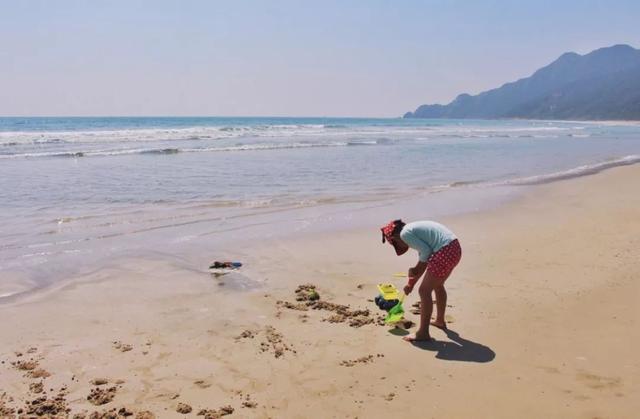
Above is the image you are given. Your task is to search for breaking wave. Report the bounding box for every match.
[0,142,353,159]
[436,155,640,190]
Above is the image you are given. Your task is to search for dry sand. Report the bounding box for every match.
[1,165,639,418]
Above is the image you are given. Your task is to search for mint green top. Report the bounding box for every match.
[400,221,457,262]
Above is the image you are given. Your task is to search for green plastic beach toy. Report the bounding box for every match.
[385,294,405,324]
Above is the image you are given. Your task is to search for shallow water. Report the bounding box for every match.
[1,117,639,299]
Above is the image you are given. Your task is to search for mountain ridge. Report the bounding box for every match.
[404,44,640,120]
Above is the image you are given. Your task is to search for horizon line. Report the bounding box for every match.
[0,115,404,119]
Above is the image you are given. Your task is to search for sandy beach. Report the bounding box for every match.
[1,164,639,418]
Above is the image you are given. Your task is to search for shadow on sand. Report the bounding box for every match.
[391,328,496,363]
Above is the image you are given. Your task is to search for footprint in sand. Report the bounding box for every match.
[194,380,212,389]
[91,378,109,386]
[577,371,622,390]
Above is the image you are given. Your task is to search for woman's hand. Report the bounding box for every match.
[404,283,414,295]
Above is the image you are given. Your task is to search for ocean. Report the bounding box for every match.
[1,117,639,299]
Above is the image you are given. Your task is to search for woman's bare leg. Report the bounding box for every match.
[432,285,447,328]
[403,272,445,342]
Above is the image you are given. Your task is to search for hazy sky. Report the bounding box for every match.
[2,0,639,117]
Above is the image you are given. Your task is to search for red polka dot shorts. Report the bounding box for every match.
[427,239,462,279]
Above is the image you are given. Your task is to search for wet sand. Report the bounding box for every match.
[1,165,639,418]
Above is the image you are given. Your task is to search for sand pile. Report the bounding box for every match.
[241,400,257,408]
[29,368,51,379]
[233,390,257,409]
[79,407,155,418]
[22,388,70,417]
[176,402,192,414]
[278,284,386,328]
[0,393,15,416]
[29,382,44,394]
[12,359,39,372]
[339,354,385,367]
[2,348,158,418]
[112,341,133,352]
[11,354,50,380]
[234,330,255,340]
[260,326,295,358]
[411,301,421,315]
[196,405,234,418]
[87,386,118,406]
[235,326,295,358]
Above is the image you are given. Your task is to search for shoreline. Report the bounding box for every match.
[2,156,640,304]
[1,164,639,417]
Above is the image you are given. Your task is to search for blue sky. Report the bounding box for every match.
[2,0,639,117]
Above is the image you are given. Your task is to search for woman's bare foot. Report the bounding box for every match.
[430,320,447,329]
[402,331,433,342]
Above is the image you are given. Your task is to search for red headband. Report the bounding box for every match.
[380,220,397,243]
